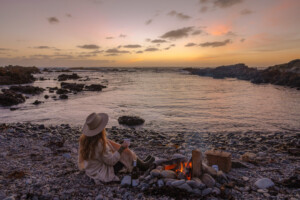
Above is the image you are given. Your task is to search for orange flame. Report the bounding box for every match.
[165,161,192,180]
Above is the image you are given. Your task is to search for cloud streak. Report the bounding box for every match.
[77,44,100,49]
[144,48,159,52]
[168,10,191,20]
[185,43,197,47]
[161,27,194,39]
[123,44,142,48]
[151,39,167,43]
[105,48,130,54]
[199,39,231,47]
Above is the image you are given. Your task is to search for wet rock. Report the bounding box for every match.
[212,187,221,195]
[61,82,84,92]
[0,90,26,106]
[254,178,274,189]
[121,175,131,187]
[201,173,215,188]
[58,73,80,81]
[85,84,106,91]
[95,194,104,200]
[192,188,202,196]
[56,89,69,95]
[160,170,176,179]
[7,85,45,95]
[118,116,145,126]
[44,95,49,99]
[32,100,43,105]
[59,94,68,99]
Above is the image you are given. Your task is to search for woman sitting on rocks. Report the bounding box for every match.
[78,112,154,183]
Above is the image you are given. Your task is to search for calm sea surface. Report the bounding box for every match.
[1,68,299,135]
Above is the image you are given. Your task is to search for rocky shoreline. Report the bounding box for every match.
[0,123,299,200]
[183,59,300,90]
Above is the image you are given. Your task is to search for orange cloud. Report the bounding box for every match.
[208,24,232,36]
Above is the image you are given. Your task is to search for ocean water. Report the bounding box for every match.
[0,68,299,135]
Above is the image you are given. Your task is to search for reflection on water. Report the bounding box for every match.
[0,69,299,134]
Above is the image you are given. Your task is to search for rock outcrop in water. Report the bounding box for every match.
[183,59,300,89]
[4,85,45,95]
[118,116,145,126]
[57,73,81,81]
[0,65,40,85]
[0,90,26,106]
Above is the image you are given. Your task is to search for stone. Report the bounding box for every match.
[212,187,221,195]
[59,94,68,99]
[121,175,131,187]
[254,178,274,189]
[241,152,256,162]
[176,183,193,192]
[61,82,85,92]
[192,188,202,196]
[186,180,199,188]
[32,100,43,105]
[118,116,145,126]
[231,160,248,168]
[58,73,80,81]
[160,170,176,179]
[157,179,164,188]
[257,189,268,193]
[8,85,44,95]
[202,188,212,196]
[242,176,249,182]
[62,153,71,159]
[201,173,215,188]
[202,163,217,176]
[0,65,39,85]
[0,90,26,106]
[85,84,106,91]
[150,169,160,177]
[56,88,69,95]
[171,180,185,187]
[95,194,104,200]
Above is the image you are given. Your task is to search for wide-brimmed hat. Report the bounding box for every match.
[82,112,109,137]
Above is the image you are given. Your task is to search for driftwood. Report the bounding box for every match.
[192,149,202,178]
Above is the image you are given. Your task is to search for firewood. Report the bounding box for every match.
[192,149,202,178]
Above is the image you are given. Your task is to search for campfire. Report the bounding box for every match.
[164,159,192,180]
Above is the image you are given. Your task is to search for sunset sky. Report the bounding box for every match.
[0,0,299,67]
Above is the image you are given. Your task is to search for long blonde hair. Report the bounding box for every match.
[79,129,107,160]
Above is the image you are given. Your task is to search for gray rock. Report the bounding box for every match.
[3,197,15,200]
[161,170,176,179]
[150,169,161,177]
[157,179,164,188]
[171,180,185,187]
[121,175,131,187]
[62,153,71,159]
[254,178,274,189]
[201,173,215,188]
[176,183,193,192]
[212,187,221,195]
[202,188,212,196]
[186,180,199,188]
[95,194,104,200]
[192,188,202,196]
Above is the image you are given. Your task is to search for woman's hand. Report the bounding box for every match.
[121,141,129,148]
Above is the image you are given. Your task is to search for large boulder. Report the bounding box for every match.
[118,116,145,126]
[0,90,26,106]
[0,65,40,85]
[58,73,80,81]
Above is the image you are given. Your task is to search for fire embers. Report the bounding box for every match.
[164,160,192,180]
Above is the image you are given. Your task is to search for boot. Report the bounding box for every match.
[137,157,155,171]
[143,155,153,162]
